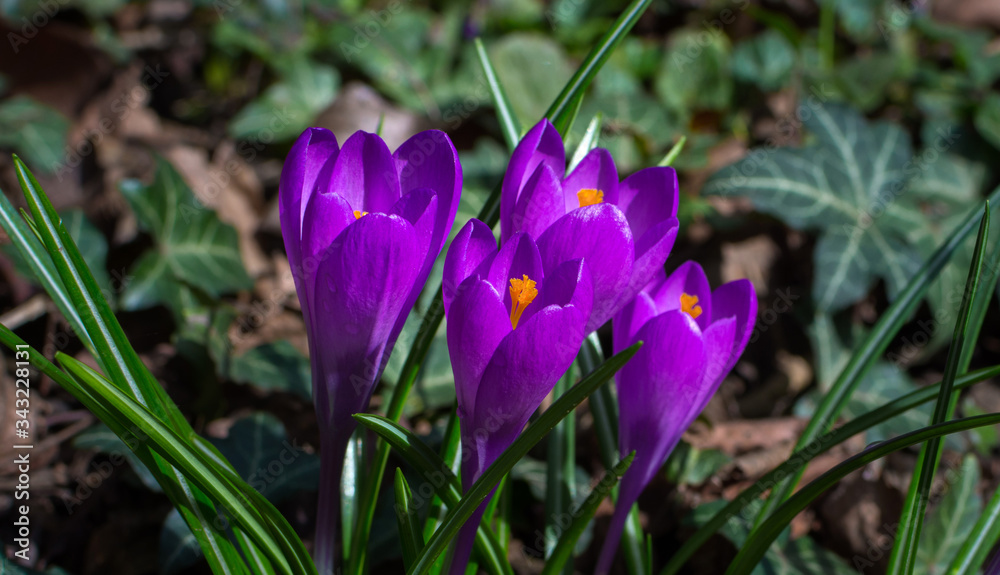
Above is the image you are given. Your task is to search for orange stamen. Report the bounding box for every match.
[508,274,539,329]
[353,210,369,219]
[680,293,702,320]
[577,188,604,207]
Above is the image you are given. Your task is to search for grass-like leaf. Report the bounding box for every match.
[352,414,511,575]
[541,452,635,575]
[886,205,991,574]
[568,113,603,172]
[475,38,521,152]
[753,190,1000,525]
[7,157,311,574]
[579,334,646,574]
[56,353,304,575]
[0,192,97,357]
[660,363,1000,575]
[395,468,425,571]
[10,157,262,572]
[725,413,1000,575]
[405,341,642,574]
[544,0,653,134]
[545,364,578,572]
[658,136,687,167]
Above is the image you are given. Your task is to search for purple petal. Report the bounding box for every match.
[279,128,339,283]
[561,148,619,212]
[299,191,354,316]
[446,278,510,424]
[470,303,587,477]
[536,203,634,333]
[539,258,593,315]
[393,130,462,260]
[321,131,400,215]
[509,163,565,240]
[612,291,657,356]
[443,219,497,313]
[617,167,679,240]
[649,260,713,331]
[500,119,566,240]
[310,213,423,428]
[616,310,705,491]
[389,188,438,272]
[687,316,736,423]
[387,188,440,347]
[711,279,758,376]
[487,232,544,325]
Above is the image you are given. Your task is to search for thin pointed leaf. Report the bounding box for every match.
[579,334,646,574]
[754,191,1000,524]
[475,38,521,153]
[395,468,424,570]
[725,413,1000,575]
[11,157,275,572]
[545,365,578,571]
[403,342,642,574]
[541,453,635,575]
[660,363,1000,575]
[544,0,654,135]
[56,352,310,575]
[568,114,603,172]
[658,136,687,167]
[887,206,990,574]
[0,188,98,359]
[352,414,511,575]
[424,405,461,543]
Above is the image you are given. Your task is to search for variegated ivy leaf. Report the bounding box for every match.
[119,159,252,315]
[704,103,928,311]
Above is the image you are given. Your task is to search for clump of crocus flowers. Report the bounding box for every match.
[279,119,756,574]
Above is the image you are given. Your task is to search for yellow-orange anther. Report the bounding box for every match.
[680,293,703,320]
[353,210,369,219]
[508,274,539,329]
[577,188,605,207]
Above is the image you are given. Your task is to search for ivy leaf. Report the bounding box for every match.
[655,29,732,117]
[0,96,69,174]
[975,93,1000,152]
[731,30,796,92]
[703,103,926,311]
[209,412,319,502]
[664,441,731,486]
[915,454,982,575]
[828,0,883,42]
[227,340,312,400]
[118,159,252,315]
[229,56,339,142]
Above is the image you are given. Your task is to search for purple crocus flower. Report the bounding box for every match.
[595,261,757,574]
[279,127,461,571]
[443,219,593,574]
[500,119,681,333]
